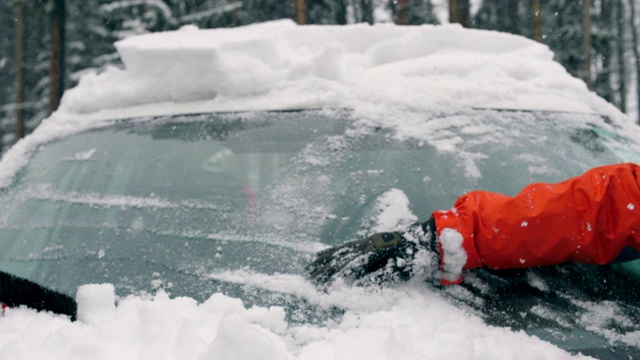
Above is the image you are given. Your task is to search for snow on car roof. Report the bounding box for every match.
[59,19,619,118]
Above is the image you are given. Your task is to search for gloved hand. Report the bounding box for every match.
[307,218,437,286]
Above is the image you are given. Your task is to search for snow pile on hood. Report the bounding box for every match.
[0,282,587,360]
[58,19,618,118]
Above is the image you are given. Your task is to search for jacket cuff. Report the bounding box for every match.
[432,209,483,284]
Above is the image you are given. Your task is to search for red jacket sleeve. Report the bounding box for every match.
[432,163,640,284]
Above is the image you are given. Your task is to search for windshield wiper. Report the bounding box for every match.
[0,269,77,320]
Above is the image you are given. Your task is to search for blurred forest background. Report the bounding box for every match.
[0,0,637,156]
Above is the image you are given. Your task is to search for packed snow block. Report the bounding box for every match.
[76,283,116,325]
[205,314,287,360]
[58,20,617,117]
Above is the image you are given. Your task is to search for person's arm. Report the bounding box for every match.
[434,163,640,284]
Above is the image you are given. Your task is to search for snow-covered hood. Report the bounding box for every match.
[58,19,620,120]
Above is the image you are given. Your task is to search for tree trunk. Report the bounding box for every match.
[361,0,374,24]
[449,0,458,24]
[616,0,627,112]
[397,0,409,25]
[598,0,613,103]
[582,0,592,89]
[509,0,519,34]
[49,0,65,115]
[230,0,238,27]
[533,0,542,42]
[15,1,25,140]
[336,0,348,25]
[459,0,470,27]
[629,0,640,123]
[497,0,506,32]
[294,0,306,25]
[450,0,470,27]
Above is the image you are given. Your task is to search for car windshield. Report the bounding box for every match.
[1,109,640,357]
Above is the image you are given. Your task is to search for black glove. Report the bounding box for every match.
[307,217,437,286]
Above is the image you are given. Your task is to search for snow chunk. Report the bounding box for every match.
[628,203,635,210]
[370,188,419,233]
[204,314,287,360]
[76,284,116,326]
[439,228,468,282]
[527,272,549,292]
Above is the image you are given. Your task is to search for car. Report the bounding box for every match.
[1,20,640,359]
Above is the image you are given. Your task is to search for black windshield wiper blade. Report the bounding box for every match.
[0,270,77,321]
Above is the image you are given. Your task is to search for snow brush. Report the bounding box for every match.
[307,218,437,286]
[0,269,77,320]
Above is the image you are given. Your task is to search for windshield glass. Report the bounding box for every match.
[1,109,639,357]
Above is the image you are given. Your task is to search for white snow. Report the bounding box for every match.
[370,188,418,233]
[59,19,618,117]
[0,280,588,360]
[0,20,628,359]
[438,228,469,283]
[65,148,96,161]
[23,183,218,210]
